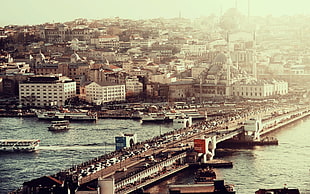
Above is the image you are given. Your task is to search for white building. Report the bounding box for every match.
[19,75,76,107]
[232,79,288,99]
[84,82,126,105]
[150,73,177,84]
[95,35,120,49]
[180,44,208,56]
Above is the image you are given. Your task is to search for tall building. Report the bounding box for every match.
[19,75,76,107]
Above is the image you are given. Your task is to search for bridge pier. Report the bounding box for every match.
[243,117,262,141]
[194,136,217,162]
[98,177,115,194]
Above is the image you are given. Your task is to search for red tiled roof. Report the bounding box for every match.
[109,64,121,69]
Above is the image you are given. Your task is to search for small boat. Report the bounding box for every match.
[194,167,217,184]
[0,139,40,152]
[48,120,71,131]
[255,185,300,194]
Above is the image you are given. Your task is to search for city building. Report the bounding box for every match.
[231,79,288,99]
[125,76,143,97]
[83,81,126,105]
[19,74,76,107]
[91,35,119,49]
[168,80,194,101]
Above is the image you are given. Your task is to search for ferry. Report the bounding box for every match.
[140,113,169,123]
[35,109,97,121]
[0,139,40,152]
[141,109,207,124]
[48,120,70,131]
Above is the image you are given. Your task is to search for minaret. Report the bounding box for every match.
[248,0,250,23]
[252,31,257,79]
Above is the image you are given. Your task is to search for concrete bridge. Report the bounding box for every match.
[20,105,310,194]
[76,105,310,193]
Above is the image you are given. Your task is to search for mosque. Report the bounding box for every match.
[193,52,288,100]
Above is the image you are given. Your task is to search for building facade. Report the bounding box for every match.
[84,82,126,105]
[125,76,143,96]
[231,79,288,99]
[19,75,76,107]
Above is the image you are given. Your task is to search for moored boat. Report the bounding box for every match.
[35,109,97,121]
[0,139,40,152]
[140,113,169,123]
[48,120,71,131]
[194,167,217,184]
[255,186,300,194]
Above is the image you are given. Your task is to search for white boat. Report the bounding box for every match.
[48,120,71,131]
[0,139,40,152]
[36,110,98,121]
[178,109,207,120]
[140,113,168,123]
[166,109,207,120]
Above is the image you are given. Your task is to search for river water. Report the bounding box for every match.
[0,116,309,193]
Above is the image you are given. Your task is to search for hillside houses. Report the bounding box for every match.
[1,15,300,107]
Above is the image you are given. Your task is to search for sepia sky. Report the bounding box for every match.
[0,0,309,26]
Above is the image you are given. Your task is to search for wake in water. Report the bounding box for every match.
[39,143,115,151]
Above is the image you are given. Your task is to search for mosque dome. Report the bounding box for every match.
[213,53,227,64]
[208,62,222,74]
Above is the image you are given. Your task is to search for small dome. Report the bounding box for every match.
[71,38,79,43]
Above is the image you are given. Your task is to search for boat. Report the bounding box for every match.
[168,167,235,193]
[169,179,235,194]
[255,186,300,194]
[0,139,40,152]
[140,113,169,123]
[48,120,71,131]
[35,109,97,121]
[194,167,217,184]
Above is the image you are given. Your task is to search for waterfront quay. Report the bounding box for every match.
[13,100,310,194]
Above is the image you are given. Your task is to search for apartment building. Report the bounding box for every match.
[84,82,126,105]
[19,75,76,107]
[125,76,143,96]
[91,35,120,49]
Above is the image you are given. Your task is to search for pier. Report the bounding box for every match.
[14,104,310,194]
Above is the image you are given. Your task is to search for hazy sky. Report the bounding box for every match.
[1,0,309,26]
